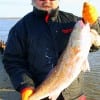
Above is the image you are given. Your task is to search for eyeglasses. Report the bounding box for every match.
[39,0,56,1]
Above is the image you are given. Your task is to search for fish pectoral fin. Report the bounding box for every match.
[49,94,59,100]
[49,91,61,100]
[81,59,90,72]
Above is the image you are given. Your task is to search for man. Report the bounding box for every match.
[3,0,100,100]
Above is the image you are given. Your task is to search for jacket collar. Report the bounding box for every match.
[33,7,59,21]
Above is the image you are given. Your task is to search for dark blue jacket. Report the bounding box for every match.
[3,7,100,93]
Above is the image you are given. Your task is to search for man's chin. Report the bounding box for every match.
[42,8,52,12]
[37,7,51,12]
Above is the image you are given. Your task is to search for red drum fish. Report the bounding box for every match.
[29,20,99,100]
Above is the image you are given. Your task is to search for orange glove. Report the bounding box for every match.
[82,2,98,24]
[21,87,35,100]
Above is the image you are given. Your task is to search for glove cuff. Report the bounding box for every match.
[21,87,34,94]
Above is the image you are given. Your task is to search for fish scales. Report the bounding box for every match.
[29,20,98,100]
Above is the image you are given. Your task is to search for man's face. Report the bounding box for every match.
[32,0,59,12]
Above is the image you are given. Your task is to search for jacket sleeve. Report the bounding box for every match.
[90,17,100,52]
[3,23,35,92]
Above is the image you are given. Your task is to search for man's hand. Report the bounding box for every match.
[90,29,100,47]
[21,87,35,100]
[82,2,98,24]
